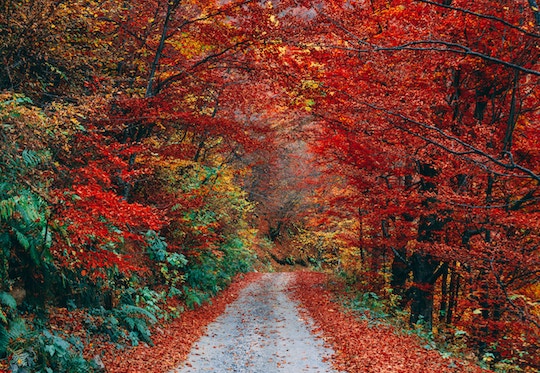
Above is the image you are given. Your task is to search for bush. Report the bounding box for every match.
[7,321,98,373]
[183,237,255,309]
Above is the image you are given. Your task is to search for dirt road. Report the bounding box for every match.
[170,272,340,373]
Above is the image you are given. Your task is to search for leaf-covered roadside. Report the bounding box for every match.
[290,272,491,373]
[69,272,260,373]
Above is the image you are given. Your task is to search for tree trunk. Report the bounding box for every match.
[410,284,435,328]
[446,263,460,324]
[390,247,409,306]
[529,0,540,28]
[439,263,449,323]
[409,253,443,329]
[146,0,181,98]
[502,71,520,152]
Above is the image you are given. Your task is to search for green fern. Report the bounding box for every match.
[0,326,8,356]
[0,197,16,221]
[7,318,29,342]
[0,292,18,355]
[118,304,157,323]
[113,305,157,346]
[0,292,17,310]
[1,318,29,356]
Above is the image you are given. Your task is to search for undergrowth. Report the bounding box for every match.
[331,272,525,373]
[0,234,256,372]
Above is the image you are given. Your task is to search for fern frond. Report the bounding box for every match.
[0,325,9,355]
[8,318,28,341]
[0,292,17,309]
[0,198,16,221]
[119,305,157,323]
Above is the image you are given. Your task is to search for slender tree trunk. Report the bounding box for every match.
[439,263,449,323]
[358,209,365,266]
[446,263,459,324]
[503,71,520,152]
[146,0,181,98]
[121,2,180,200]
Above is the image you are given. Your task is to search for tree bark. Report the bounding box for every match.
[409,253,442,328]
[390,247,409,306]
[502,71,520,152]
[439,263,449,323]
[146,0,181,98]
[446,263,460,324]
[529,0,540,28]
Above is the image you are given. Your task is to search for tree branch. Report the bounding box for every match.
[359,101,540,182]
[369,40,540,77]
[154,40,251,94]
[416,0,540,38]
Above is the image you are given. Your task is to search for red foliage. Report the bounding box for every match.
[50,127,165,276]
[288,0,540,365]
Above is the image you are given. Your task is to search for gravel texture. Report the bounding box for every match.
[170,272,340,373]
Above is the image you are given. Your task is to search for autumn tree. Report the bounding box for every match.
[286,0,540,368]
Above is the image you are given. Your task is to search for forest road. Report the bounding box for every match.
[170,272,341,373]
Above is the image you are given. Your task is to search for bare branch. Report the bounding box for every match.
[491,260,540,329]
[317,12,540,76]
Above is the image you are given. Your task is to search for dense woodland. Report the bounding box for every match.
[0,0,539,371]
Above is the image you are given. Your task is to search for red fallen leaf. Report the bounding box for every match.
[289,271,491,373]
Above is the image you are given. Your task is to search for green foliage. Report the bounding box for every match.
[6,321,98,373]
[0,292,17,315]
[0,94,55,294]
[114,305,157,346]
[183,237,255,309]
[0,190,52,265]
[89,298,158,347]
[216,238,253,276]
[145,230,187,299]
[0,291,17,355]
[341,291,394,325]
[146,161,257,309]
[145,230,168,262]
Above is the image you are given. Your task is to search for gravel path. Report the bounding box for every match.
[170,272,340,373]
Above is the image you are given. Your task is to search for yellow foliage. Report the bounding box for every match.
[167,33,215,60]
[0,93,88,154]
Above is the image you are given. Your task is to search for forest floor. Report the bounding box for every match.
[98,271,489,373]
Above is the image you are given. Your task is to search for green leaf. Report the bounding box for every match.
[14,96,33,105]
[45,344,56,356]
[8,318,28,340]
[0,198,15,221]
[14,230,30,250]
[0,326,8,355]
[0,292,17,309]
[21,149,41,168]
[454,329,468,337]
[120,305,157,323]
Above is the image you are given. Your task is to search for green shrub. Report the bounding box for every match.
[89,303,157,347]
[182,237,254,309]
[7,321,98,373]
